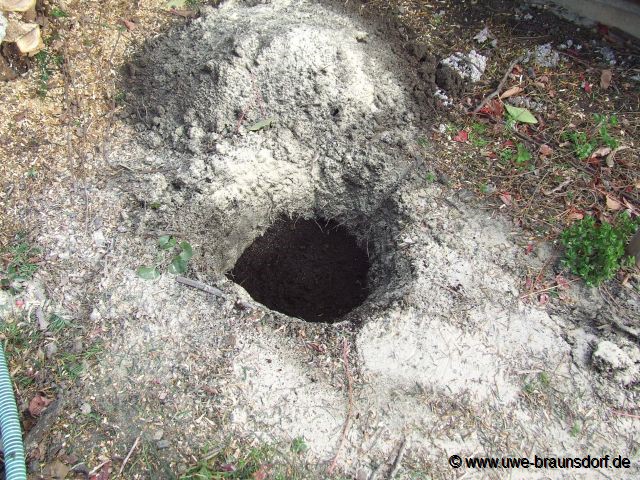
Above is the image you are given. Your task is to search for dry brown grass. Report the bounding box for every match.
[0,0,185,246]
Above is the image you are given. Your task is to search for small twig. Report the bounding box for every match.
[472,56,523,114]
[327,339,354,475]
[161,8,197,18]
[119,435,140,476]
[88,460,111,476]
[611,409,640,419]
[387,438,408,479]
[175,276,226,299]
[519,280,578,299]
[250,72,267,118]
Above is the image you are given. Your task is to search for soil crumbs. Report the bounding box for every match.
[0,1,638,479]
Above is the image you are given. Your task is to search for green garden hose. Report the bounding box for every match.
[0,343,26,479]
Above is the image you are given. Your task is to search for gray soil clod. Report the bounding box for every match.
[12,0,640,478]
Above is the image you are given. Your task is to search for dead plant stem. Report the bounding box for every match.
[327,338,354,475]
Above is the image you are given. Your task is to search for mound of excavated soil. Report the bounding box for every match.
[18,0,639,478]
[125,0,435,155]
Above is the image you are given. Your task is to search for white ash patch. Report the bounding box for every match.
[530,43,560,68]
[434,88,452,107]
[440,50,487,82]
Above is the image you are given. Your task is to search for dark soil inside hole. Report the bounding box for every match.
[227,217,370,323]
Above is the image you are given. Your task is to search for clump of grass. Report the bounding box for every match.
[34,49,63,98]
[181,439,315,480]
[1,235,41,294]
[468,122,490,147]
[561,212,638,286]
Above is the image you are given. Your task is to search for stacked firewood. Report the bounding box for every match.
[0,0,42,55]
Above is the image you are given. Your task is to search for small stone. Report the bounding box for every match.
[153,429,164,441]
[72,338,83,354]
[156,440,170,450]
[45,342,58,359]
[92,229,106,248]
[89,309,101,322]
[71,463,90,476]
[80,403,91,415]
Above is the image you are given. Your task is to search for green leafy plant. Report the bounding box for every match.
[425,172,436,183]
[565,131,596,160]
[468,122,490,147]
[564,115,620,161]
[138,236,194,279]
[499,147,514,163]
[504,105,537,124]
[595,114,619,150]
[168,241,193,274]
[49,314,75,332]
[515,143,532,166]
[290,437,308,454]
[158,235,177,250]
[137,266,161,280]
[570,421,581,438]
[1,236,41,294]
[51,7,68,18]
[561,213,638,286]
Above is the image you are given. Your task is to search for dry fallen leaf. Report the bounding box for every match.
[28,393,53,416]
[606,196,621,211]
[42,460,70,480]
[121,19,136,31]
[253,466,270,480]
[499,192,512,205]
[592,146,611,158]
[556,275,570,290]
[600,69,612,89]
[605,145,629,168]
[538,293,550,306]
[452,130,468,142]
[539,144,553,157]
[567,211,584,221]
[499,85,524,99]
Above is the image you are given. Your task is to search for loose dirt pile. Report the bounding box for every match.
[10,0,639,478]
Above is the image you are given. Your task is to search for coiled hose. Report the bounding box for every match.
[0,343,26,479]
